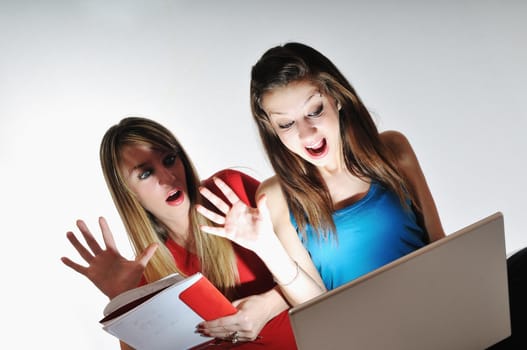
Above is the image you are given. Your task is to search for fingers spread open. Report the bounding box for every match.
[76,219,104,255]
[60,256,87,275]
[196,204,227,225]
[199,224,227,238]
[255,194,270,220]
[136,243,159,267]
[65,231,94,263]
[98,216,118,252]
[212,177,241,205]
[199,186,231,214]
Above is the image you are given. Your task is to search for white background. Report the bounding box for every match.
[1,0,526,348]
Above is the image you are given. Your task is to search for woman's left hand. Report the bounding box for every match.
[196,293,271,342]
[196,177,277,256]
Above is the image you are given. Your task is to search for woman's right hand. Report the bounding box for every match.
[61,216,158,299]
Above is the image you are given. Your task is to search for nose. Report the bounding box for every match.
[297,118,316,141]
[157,166,176,185]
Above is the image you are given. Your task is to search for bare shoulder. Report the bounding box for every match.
[380,130,412,155]
[380,130,419,171]
[256,176,289,221]
[257,175,282,198]
[381,131,445,241]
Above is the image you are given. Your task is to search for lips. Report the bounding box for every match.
[305,138,328,157]
[166,189,184,206]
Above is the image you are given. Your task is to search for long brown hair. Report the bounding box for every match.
[250,42,409,239]
[99,117,238,293]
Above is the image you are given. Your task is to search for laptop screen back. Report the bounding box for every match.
[289,212,510,350]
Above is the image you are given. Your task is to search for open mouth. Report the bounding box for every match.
[305,138,328,157]
[166,190,183,203]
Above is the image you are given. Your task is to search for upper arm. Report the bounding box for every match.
[381,130,445,242]
[120,341,134,350]
[257,178,325,289]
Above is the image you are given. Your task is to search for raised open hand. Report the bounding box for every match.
[196,177,275,255]
[61,217,158,299]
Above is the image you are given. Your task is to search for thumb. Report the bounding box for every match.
[231,297,248,309]
[136,242,159,267]
[256,193,271,220]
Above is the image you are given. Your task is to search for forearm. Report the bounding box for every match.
[257,237,326,306]
[258,286,291,323]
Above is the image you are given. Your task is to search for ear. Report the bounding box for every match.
[337,100,342,111]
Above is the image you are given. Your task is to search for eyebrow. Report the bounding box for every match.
[125,162,146,179]
[127,149,177,176]
[268,92,322,117]
[132,163,146,171]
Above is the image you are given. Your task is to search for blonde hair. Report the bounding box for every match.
[250,42,410,239]
[99,117,238,294]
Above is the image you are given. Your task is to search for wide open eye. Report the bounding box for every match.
[162,153,178,167]
[138,168,153,180]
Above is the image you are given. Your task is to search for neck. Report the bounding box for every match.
[165,216,195,252]
[320,169,371,209]
[168,229,195,252]
[317,149,348,177]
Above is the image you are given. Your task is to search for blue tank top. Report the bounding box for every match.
[291,181,428,290]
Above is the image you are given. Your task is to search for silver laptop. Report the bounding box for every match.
[289,212,510,350]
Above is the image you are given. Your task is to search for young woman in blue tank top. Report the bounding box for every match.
[199,42,525,348]
[198,42,445,305]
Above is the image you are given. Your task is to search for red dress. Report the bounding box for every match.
[168,169,298,349]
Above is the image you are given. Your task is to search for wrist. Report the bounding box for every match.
[260,287,290,321]
[274,260,299,286]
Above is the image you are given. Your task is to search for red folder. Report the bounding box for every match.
[179,276,237,320]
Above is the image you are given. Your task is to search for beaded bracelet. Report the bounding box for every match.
[274,261,300,286]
